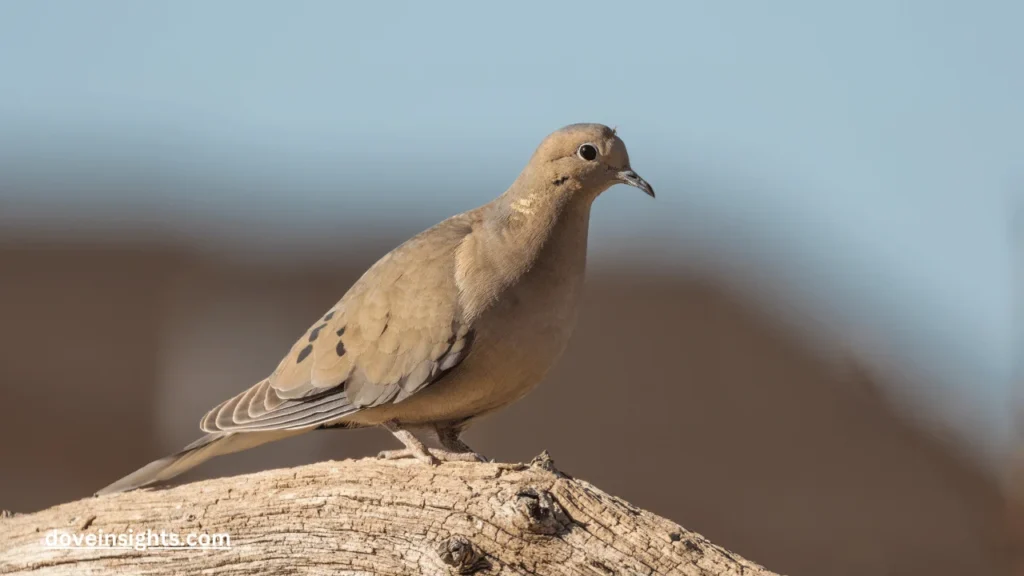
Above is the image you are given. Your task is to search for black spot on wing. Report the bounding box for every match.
[323,311,335,321]
[336,340,346,357]
[336,327,346,337]
[308,323,327,342]
[296,344,313,363]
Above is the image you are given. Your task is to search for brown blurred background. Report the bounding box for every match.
[1,3,1022,574]
[0,239,1013,576]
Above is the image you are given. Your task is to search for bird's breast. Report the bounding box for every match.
[353,203,592,426]
[393,262,584,424]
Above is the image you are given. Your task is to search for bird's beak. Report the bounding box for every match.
[616,169,655,198]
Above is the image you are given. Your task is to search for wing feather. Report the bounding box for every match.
[198,213,478,434]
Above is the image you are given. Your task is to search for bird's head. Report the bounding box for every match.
[522,123,654,202]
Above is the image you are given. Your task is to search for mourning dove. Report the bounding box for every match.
[98,123,654,495]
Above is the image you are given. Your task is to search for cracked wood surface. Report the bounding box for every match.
[0,454,779,575]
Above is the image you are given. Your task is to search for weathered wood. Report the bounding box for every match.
[0,453,779,575]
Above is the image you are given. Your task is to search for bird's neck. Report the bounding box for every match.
[455,188,593,321]
[490,181,592,273]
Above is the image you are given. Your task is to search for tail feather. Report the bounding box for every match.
[95,431,300,495]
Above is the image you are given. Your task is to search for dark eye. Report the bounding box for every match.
[577,143,598,161]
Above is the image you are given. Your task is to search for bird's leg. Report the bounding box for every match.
[435,425,490,463]
[377,421,488,463]
[378,422,439,465]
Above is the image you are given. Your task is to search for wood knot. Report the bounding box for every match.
[514,487,571,535]
[528,450,558,473]
[436,535,489,574]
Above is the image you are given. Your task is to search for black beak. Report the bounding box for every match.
[616,169,655,198]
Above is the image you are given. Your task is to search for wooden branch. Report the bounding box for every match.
[0,453,778,575]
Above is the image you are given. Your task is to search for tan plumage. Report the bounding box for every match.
[98,123,654,495]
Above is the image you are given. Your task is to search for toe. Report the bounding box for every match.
[430,450,487,463]
[378,449,410,460]
[417,452,440,466]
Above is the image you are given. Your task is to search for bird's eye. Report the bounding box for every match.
[577,143,598,161]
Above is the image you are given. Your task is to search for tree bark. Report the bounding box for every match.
[0,453,779,575]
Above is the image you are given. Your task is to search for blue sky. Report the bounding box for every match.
[0,1,1020,463]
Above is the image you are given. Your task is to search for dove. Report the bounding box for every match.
[97,123,654,495]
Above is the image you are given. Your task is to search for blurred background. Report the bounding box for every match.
[0,2,1021,575]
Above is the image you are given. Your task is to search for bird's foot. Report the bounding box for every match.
[377,448,487,464]
[378,447,437,465]
[430,449,489,463]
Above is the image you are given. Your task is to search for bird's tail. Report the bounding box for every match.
[95,431,299,495]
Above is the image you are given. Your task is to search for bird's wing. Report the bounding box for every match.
[200,215,478,433]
